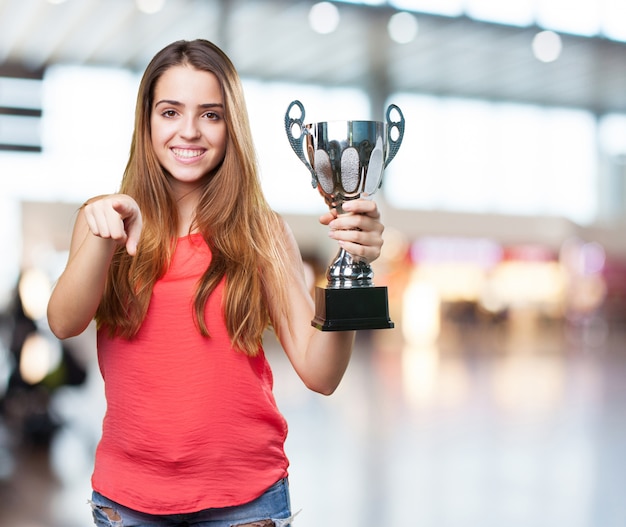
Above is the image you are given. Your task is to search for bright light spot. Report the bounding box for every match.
[402,276,440,345]
[489,261,567,306]
[309,2,341,34]
[19,268,51,320]
[417,263,487,302]
[47,0,68,4]
[532,30,563,62]
[388,12,419,44]
[19,334,60,385]
[136,0,166,14]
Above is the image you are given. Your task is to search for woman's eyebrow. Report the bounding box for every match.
[154,100,223,109]
[154,99,183,109]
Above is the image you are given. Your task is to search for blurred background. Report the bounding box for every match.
[2,0,626,525]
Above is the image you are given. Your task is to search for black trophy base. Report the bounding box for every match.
[312,286,395,331]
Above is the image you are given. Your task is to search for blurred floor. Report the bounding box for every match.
[1,317,626,527]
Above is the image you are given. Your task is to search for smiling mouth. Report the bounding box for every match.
[172,148,205,159]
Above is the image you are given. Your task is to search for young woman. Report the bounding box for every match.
[47,39,385,527]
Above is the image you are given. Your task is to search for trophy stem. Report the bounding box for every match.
[327,247,373,288]
[314,245,394,331]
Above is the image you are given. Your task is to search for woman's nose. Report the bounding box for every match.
[180,116,201,139]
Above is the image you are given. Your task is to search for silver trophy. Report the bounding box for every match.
[285,100,405,331]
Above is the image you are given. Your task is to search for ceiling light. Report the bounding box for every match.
[136,0,166,15]
[388,12,418,44]
[532,30,562,62]
[309,2,340,34]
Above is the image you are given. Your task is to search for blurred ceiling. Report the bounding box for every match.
[1,0,626,115]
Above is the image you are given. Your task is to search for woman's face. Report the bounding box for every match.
[150,64,227,194]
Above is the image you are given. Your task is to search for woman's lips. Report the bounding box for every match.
[171,147,206,159]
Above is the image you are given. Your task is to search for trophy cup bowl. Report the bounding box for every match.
[285,100,405,331]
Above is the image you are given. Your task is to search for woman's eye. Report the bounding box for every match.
[204,111,221,120]
[162,110,177,118]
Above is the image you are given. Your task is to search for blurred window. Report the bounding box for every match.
[390,0,463,17]
[341,0,626,41]
[535,0,600,36]
[465,0,535,26]
[384,93,597,224]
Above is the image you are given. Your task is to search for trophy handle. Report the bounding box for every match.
[384,104,405,168]
[285,100,318,188]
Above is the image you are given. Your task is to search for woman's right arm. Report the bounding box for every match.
[47,194,142,339]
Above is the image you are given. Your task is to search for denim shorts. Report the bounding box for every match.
[90,478,294,527]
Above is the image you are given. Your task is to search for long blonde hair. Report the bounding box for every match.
[95,39,289,355]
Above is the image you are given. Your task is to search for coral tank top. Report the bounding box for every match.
[92,233,289,514]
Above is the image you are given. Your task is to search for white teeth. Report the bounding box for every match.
[172,148,204,159]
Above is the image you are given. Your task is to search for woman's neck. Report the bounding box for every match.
[172,182,203,236]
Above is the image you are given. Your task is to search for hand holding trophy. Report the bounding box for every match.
[285,100,405,331]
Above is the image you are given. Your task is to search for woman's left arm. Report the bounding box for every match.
[272,199,384,395]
